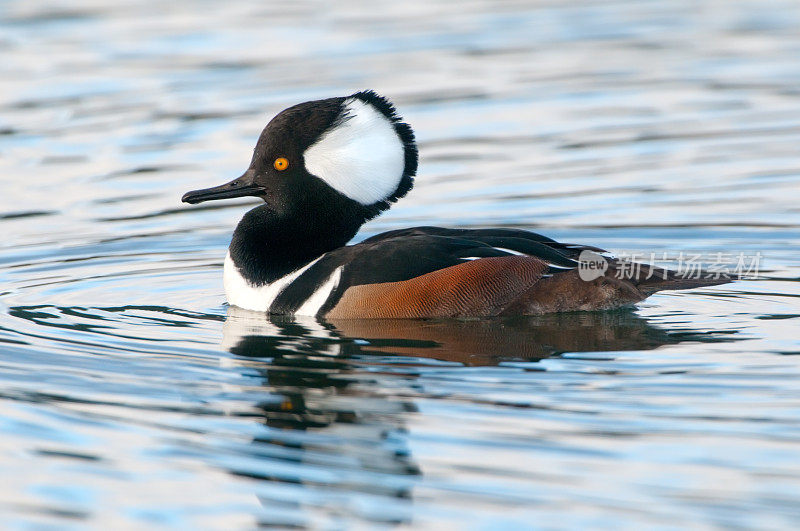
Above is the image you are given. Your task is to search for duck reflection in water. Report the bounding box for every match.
[219,307,731,526]
[224,306,715,367]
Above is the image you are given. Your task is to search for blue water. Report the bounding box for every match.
[1,0,800,528]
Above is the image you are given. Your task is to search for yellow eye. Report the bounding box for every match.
[274,157,289,171]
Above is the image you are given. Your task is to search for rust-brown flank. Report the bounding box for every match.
[321,257,689,319]
[325,256,548,318]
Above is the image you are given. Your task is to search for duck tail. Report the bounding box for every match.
[616,261,732,296]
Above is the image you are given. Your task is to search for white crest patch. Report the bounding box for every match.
[303,97,405,205]
[223,252,321,312]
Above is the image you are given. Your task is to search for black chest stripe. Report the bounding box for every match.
[269,256,343,315]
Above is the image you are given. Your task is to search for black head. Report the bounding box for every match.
[181,90,417,223]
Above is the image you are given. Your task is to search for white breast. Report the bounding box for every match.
[223,253,343,316]
[223,252,321,312]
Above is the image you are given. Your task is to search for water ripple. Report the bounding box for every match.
[1,0,800,528]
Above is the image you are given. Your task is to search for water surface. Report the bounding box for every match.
[1,0,800,528]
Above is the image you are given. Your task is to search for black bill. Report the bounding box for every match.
[181,173,265,205]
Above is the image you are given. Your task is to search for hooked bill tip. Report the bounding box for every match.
[181,191,203,204]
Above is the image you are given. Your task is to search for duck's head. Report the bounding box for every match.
[181,90,417,223]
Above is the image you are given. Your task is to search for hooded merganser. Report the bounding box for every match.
[182,91,729,318]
